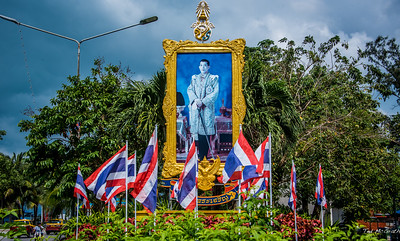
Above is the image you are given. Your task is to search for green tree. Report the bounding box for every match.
[0,152,40,220]
[0,153,15,209]
[243,41,302,153]
[362,35,400,226]
[243,36,399,221]
[18,60,131,213]
[109,70,167,156]
[362,36,400,104]
[19,60,168,214]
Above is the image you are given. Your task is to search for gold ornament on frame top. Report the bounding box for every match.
[191,0,215,42]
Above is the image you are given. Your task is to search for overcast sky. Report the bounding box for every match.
[1,0,399,156]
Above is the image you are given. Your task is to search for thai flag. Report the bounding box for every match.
[241,136,271,197]
[240,176,268,200]
[288,161,297,211]
[74,165,90,208]
[315,164,327,208]
[126,154,136,189]
[220,130,259,184]
[84,145,126,201]
[174,141,198,210]
[131,129,158,214]
[106,197,118,212]
[254,136,270,178]
[252,177,268,198]
[105,154,136,203]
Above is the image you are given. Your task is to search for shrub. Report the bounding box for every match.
[313,222,385,241]
[274,212,322,240]
[59,205,385,240]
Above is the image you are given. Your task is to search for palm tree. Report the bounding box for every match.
[110,70,167,155]
[242,44,302,157]
[0,152,41,219]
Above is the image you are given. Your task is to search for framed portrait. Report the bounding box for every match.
[162,39,246,179]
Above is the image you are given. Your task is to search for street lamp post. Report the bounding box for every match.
[0,14,158,76]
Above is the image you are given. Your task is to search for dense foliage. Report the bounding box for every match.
[58,200,385,241]
[242,36,400,221]
[17,60,166,214]
[362,36,400,104]
[0,209,35,240]
[0,152,42,221]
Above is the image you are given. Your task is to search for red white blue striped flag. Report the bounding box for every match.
[74,165,90,208]
[105,153,136,203]
[84,145,126,202]
[131,128,158,213]
[288,161,297,211]
[315,164,327,208]
[240,136,271,199]
[173,141,198,210]
[220,130,259,184]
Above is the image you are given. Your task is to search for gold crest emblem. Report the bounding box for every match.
[191,1,215,42]
[198,156,221,190]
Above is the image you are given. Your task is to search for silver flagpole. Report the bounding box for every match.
[76,164,80,240]
[195,144,199,218]
[321,205,325,241]
[294,207,298,241]
[154,125,158,229]
[268,133,273,225]
[195,142,199,239]
[238,178,242,213]
[293,160,298,241]
[76,195,79,240]
[134,150,137,231]
[330,202,333,227]
[107,202,110,235]
[195,144,199,237]
[320,164,325,240]
[238,124,242,213]
[125,140,128,233]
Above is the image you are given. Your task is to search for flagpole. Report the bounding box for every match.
[195,148,199,218]
[134,150,137,231]
[107,202,110,235]
[294,207,298,241]
[321,205,325,241]
[238,124,242,213]
[195,185,198,218]
[268,132,273,225]
[125,140,128,233]
[76,163,80,240]
[196,155,199,218]
[319,164,325,241]
[330,202,333,228]
[238,178,242,213]
[195,144,199,238]
[292,160,298,241]
[76,195,79,240]
[154,125,158,230]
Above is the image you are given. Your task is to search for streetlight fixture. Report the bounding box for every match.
[0,14,158,76]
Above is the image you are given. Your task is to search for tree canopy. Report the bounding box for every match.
[242,35,399,221]
[362,36,400,104]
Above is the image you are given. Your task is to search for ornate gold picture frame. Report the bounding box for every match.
[161,39,246,179]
